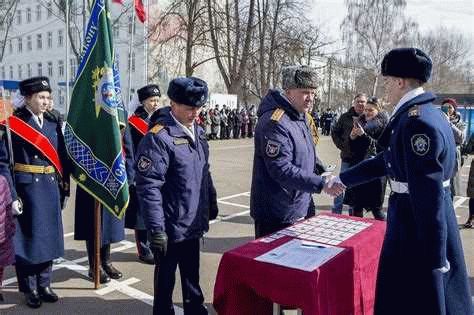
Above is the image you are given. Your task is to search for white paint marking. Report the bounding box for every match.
[217,191,250,201]
[217,200,250,209]
[454,197,468,209]
[95,277,141,295]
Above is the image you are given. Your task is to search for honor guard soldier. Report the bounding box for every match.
[334,48,472,315]
[135,77,219,315]
[250,65,339,238]
[125,84,161,265]
[0,77,70,308]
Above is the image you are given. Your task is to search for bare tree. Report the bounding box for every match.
[0,0,18,64]
[207,0,256,99]
[341,0,417,95]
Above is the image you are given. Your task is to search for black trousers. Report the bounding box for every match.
[254,221,292,239]
[85,241,111,268]
[153,238,207,315]
[15,261,53,293]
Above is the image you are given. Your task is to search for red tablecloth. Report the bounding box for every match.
[213,214,386,315]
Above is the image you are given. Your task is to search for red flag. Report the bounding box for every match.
[135,0,146,23]
[112,0,124,4]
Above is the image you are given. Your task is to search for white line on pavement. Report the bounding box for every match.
[217,200,250,209]
[217,191,250,201]
[210,209,251,225]
[454,197,469,209]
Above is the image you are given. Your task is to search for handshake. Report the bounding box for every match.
[322,176,346,197]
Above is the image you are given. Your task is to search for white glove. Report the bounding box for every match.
[11,199,23,216]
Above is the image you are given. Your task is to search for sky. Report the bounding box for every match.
[311,0,474,60]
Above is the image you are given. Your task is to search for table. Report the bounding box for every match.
[213,214,386,315]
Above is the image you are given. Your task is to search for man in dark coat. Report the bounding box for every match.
[135,77,219,315]
[233,108,242,138]
[335,48,472,315]
[330,93,366,214]
[250,65,341,238]
[2,77,70,308]
[74,127,135,283]
[125,84,161,265]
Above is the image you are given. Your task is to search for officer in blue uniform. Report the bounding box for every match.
[125,84,161,265]
[74,126,135,283]
[135,77,218,315]
[336,48,472,315]
[6,77,70,308]
[250,65,332,238]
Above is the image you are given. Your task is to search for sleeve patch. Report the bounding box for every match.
[411,134,430,156]
[137,155,152,172]
[265,140,281,158]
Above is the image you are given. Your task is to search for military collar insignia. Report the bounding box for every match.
[265,139,280,158]
[408,105,420,117]
[173,138,189,145]
[149,124,164,134]
[137,155,152,172]
[411,134,430,156]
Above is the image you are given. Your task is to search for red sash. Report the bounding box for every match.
[128,115,148,136]
[0,116,63,177]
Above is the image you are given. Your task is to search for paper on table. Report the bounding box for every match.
[254,239,344,272]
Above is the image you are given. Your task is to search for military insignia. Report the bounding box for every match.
[42,80,49,87]
[153,88,159,94]
[150,124,164,134]
[408,106,420,117]
[173,138,189,145]
[271,108,285,122]
[137,155,152,172]
[411,134,430,156]
[79,173,86,182]
[92,66,119,118]
[265,140,280,158]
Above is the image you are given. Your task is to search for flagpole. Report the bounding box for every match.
[127,2,136,103]
[94,199,101,289]
[144,0,148,85]
[65,0,70,117]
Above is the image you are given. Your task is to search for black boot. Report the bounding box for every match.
[463,215,474,229]
[38,286,59,303]
[24,290,42,308]
[86,241,111,284]
[101,244,122,279]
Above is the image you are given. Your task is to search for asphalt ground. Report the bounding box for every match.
[1,135,473,314]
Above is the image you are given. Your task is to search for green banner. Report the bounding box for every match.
[65,0,128,219]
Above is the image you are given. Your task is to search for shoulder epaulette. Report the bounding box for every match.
[271,108,285,122]
[149,124,164,134]
[408,105,420,118]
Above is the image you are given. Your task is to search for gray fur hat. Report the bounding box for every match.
[281,65,318,90]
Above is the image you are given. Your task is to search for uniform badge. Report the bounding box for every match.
[411,134,430,156]
[173,138,189,145]
[265,140,280,158]
[137,155,152,172]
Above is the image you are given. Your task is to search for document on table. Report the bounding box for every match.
[255,239,344,272]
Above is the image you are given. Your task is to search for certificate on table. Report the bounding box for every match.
[254,239,344,272]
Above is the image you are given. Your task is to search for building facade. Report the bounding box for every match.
[0,1,146,115]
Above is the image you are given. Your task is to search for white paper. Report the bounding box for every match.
[254,239,344,272]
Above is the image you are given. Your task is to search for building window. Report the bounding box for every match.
[59,89,64,106]
[17,37,22,53]
[16,10,22,25]
[36,5,41,21]
[37,62,42,76]
[113,24,119,38]
[47,32,52,48]
[58,30,63,47]
[47,61,53,76]
[9,66,13,79]
[58,60,64,77]
[37,34,42,50]
[1,66,5,79]
[47,2,53,18]
[128,16,133,34]
[27,64,32,77]
[17,65,22,79]
[8,40,12,54]
[70,58,77,77]
[132,52,136,72]
[27,35,32,51]
[26,8,31,23]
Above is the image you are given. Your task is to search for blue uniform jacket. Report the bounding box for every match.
[250,89,324,224]
[0,133,15,200]
[135,107,218,243]
[340,92,472,315]
[9,107,70,264]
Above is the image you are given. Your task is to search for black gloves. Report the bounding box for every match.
[149,231,168,260]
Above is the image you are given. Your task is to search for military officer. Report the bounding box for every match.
[125,84,161,265]
[1,77,70,308]
[135,77,218,315]
[250,65,339,238]
[334,48,472,315]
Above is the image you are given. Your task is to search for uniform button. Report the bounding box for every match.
[34,155,38,159]
[391,130,394,134]
[388,147,391,151]
[35,178,39,182]
[387,162,391,168]
[51,176,55,181]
